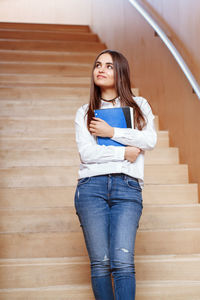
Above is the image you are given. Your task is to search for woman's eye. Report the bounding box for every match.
[107,65,113,69]
[95,63,101,68]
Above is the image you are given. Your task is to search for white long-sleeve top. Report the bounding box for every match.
[75,96,157,188]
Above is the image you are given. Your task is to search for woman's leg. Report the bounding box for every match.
[109,174,143,300]
[74,175,114,300]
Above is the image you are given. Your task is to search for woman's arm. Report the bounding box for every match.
[89,98,157,151]
[111,98,157,151]
[75,105,125,164]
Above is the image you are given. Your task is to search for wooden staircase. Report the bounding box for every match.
[0,22,200,299]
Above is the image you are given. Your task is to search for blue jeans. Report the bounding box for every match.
[74,174,143,300]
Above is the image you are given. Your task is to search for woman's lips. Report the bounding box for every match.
[97,75,106,79]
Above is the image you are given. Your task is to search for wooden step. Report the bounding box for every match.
[0,62,92,76]
[0,132,167,148]
[0,30,98,42]
[0,39,105,53]
[136,281,200,300]
[144,148,178,164]
[0,255,200,289]
[0,74,91,88]
[0,119,161,137]
[0,204,200,233]
[144,164,188,184]
[141,204,200,230]
[0,148,179,167]
[0,87,89,100]
[0,285,93,300]
[0,88,140,107]
[143,184,198,204]
[1,282,200,300]
[0,164,188,188]
[0,109,158,130]
[0,184,197,209]
[0,87,139,100]
[0,229,200,258]
[0,90,139,105]
[0,22,90,32]
[0,50,97,64]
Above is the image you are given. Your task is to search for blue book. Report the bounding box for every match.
[94,106,134,146]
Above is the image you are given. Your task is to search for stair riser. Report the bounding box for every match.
[0,291,93,300]
[0,148,179,167]
[0,117,158,130]
[0,263,90,288]
[0,127,163,139]
[0,115,158,131]
[0,40,105,52]
[0,108,82,117]
[0,83,90,88]
[0,184,198,209]
[0,88,139,104]
[0,51,97,64]
[141,205,200,229]
[0,88,89,100]
[0,165,188,188]
[0,135,167,149]
[0,63,92,76]
[0,30,98,42]
[0,230,200,258]
[0,23,90,32]
[143,184,198,204]
[0,74,91,87]
[136,286,200,300]
[1,285,200,300]
[0,259,200,288]
[0,205,200,233]
[0,87,139,100]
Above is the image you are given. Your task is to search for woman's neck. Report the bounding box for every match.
[101,88,118,101]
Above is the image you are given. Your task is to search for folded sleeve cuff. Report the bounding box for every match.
[112,127,124,139]
[114,146,125,160]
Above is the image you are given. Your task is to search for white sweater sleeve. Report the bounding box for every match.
[111,98,157,151]
[75,105,125,164]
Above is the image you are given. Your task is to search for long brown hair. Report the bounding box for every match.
[86,49,146,130]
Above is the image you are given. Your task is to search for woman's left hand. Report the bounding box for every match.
[89,117,114,138]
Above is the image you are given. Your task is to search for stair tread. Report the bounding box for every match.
[0,39,105,53]
[1,253,200,265]
[0,147,179,166]
[0,203,200,233]
[0,22,90,32]
[0,30,98,42]
[0,229,200,257]
[1,280,200,291]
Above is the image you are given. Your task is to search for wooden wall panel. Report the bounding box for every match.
[91,0,200,197]
[0,0,92,25]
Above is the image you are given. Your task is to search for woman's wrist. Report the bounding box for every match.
[109,127,114,138]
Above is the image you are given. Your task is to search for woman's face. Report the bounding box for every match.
[93,53,115,89]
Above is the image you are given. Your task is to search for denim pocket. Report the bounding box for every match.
[77,177,91,186]
[125,176,142,191]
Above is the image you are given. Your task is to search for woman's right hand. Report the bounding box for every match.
[124,146,141,163]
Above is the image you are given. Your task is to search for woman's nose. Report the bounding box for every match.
[99,65,105,72]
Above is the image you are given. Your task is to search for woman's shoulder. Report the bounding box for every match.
[75,104,89,122]
[133,96,154,118]
[133,96,148,107]
[76,103,89,114]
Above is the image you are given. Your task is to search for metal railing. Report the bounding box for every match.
[129,0,200,100]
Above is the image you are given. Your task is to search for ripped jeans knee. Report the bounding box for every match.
[110,248,136,277]
[91,254,111,277]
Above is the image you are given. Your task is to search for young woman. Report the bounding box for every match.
[74,49,157,300]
